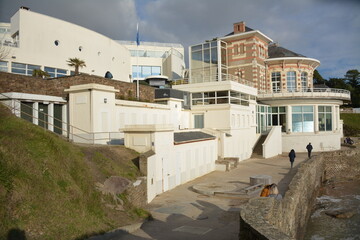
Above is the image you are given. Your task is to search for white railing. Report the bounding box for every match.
[189,73,255,87]
[257,88,351,100]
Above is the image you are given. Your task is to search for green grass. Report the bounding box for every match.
[0,105,144,240]
[341,113,360,136]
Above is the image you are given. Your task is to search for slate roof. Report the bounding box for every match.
[268,44,305,58]
[174,132,215,144]
[225,26,254,37]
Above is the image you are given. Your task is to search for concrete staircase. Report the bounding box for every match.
[251,134,267,158]
[215,157,239,171]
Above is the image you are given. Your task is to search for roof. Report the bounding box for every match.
[268,44,305,58]
[174,132,215,144]
[225,26,254,36]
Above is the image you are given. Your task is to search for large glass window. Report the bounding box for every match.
[132,65,162,78]
[292,106,314,132]
[301,72,308,91]
[45,67,68,78]
[0,61,8,72]
[287,71,296,92]
[271,72,281,92]
[318,106,332,131]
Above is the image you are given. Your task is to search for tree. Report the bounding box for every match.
[313,69,325,85]
[66,57,86,75]
[32,69,50,78]
[344,69,359,89]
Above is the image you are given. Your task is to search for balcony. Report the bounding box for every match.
[186,72,255,88]
[257,88,351,101]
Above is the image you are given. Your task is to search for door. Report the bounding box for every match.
[21,102,33,123]
[38,103,48,129]
[54,104,63,135]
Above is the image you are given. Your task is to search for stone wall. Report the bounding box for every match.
[0,72,155,102]
[239,147,359,240]
[126,177,148,208]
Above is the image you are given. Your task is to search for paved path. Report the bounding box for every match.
[92,152,310,240]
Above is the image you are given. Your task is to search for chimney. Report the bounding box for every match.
[234,21,246,34]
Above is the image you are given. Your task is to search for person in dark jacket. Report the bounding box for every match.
[306,143,313,158]
[288,149,296,169]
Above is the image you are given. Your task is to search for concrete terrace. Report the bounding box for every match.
[90,152,310,240]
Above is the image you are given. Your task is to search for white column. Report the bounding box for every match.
[286,105,292,133]
[33,102,39,125]
[314,105,319,133]
[62,104,68,136]
[13,100,21,118]
[48,103,54,132]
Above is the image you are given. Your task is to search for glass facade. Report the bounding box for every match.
[132,65,161,79]
[190,40,227,83]
[318,106,332,131]
[292,106,314,132]
[287,71,296,91]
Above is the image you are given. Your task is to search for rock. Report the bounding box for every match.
[325,210,356,219]
[103,176,131,195]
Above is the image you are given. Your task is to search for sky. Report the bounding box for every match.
[0,0,359,79]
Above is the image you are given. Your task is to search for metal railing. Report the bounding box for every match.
[186,73,255,87]
[257,88,351,100]
[0,93,123,145]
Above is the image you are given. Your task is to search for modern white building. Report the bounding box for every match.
[0,7,185,82]
[0,15,352,203]
[117,41,185,81]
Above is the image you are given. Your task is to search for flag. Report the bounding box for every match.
[136,23,140,46]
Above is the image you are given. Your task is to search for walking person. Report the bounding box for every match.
[306,142,313,159]
[288,149,296,169]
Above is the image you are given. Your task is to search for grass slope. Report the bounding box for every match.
[0,105,146,240]
[341,113,360,136]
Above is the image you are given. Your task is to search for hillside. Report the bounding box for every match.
[0,105,148,240]
[341,113,360,136]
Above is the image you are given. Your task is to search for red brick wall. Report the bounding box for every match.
[0,72,155,102]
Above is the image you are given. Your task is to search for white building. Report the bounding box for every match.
[117,41,185,81]
[0,7,185,82]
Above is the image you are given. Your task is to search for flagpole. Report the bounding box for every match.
[136,23,140,100]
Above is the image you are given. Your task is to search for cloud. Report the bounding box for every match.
[1,0,359,79]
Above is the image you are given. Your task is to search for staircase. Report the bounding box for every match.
[251,134,268,158]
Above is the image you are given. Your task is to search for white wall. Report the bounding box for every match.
[263,126,282,158]
[8,9,131,81]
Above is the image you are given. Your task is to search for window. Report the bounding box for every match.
[318,106,332,131]
[54,40,60,46]
[132,65,162,78]
[271,72,281,92]
[194,114,204,129]
[292,106,314,132]
[301,72,308,91]
[11,62,40,76]
[287,71,296,92]
[0,61,8,72]
[45,67,68,78]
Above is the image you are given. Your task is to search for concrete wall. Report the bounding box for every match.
[124,125,218,203]
[239,147,359,240]
[263,126,282,158]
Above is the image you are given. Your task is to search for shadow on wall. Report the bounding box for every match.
[7,228,27,240]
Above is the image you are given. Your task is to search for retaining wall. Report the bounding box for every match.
[239,147,359,240]
[0,72,155,102]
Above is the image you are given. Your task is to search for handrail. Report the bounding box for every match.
[0,93,122,145]
[189,72,255,87]
[258,88,351,95]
